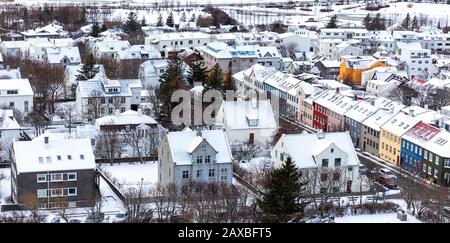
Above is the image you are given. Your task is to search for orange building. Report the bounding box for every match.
[339,56,386,86]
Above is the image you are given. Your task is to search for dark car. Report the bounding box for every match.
[378,168,397,188]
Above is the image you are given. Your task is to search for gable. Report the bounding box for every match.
[190,139,217,155]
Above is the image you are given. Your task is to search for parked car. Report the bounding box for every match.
[85,212,105,223]
[378,168,397,188]
[359,164,368,174]
[68,219,82,223]
[44,214,61,223]
[65,121,83,128]
[109,212,129,223]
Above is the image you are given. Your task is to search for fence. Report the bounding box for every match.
[95,155,158,164]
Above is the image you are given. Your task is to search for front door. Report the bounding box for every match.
[249,133,254,144]
[346,180,352,192]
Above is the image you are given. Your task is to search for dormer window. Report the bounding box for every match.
[57,155,62,161]
[67,155,72,160]
[80,155,85,160]
[38,157,44,163]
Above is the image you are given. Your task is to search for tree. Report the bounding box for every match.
[55,103,79,135]
[100,23,107,33]
[370,13,384,30]
[401,13,411,30]
[166,12,174,27]
[95,124,121,164]
[157,14,164,27]
[122,125,160,163]
[85,191,103,223]
[389,82,419,106]
[438,21,441,29]
[122,181,153,223]
[125,11,140,33]
[91,22,100,37]
[151,183,178,223]
[257,157,307,222]
[326,15,338,28]
[186,61,207,85]
[223,61,236,92]
[363,13,372,29]
[203,63,225,97]
[180,11,186,22]
[140,17,146,27]
[155,56,184,128]
[80,7,87,23]
[76,54,100,81]
[411,15,419,31]
[189,13,196,22]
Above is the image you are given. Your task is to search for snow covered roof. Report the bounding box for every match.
[77,79,141,98]
[319,60,341,68]
[423,130,450,157]
[313,79,351,91]
[96,110,157,126]
[0,109,20,130]
[314,90,356,115]
[64,64,106,85]
[396,42,423,51]
[13,138,96,174]
[148,32,210,42]
[279,132,359,169]
[233,63,276,83]
[199,41,259,59]
[116,45,161,60]
[46,46,81,64]
[342,56,379,69]
[21,23,65,37]
[94,40,131,54]
[166,129,232,165]
[264,71,305,96]
[255,46,281,58]
[362,100,405,131]
[0,79,33,96]
[216,99,277,130]
[381,111,421,137]
[344,100,378,123]
[0,69,21,79]
[402,121,441,148]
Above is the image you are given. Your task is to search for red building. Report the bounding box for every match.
[313,102,328,132]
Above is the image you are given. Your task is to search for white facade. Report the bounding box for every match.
[398,42,435,80]
[138,59,168,89]
[317,39,343,58]
[0,109,21,161]
[145,32,211,57]
[0,79,34,114]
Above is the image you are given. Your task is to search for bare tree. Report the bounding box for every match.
[122,180,153,223]
[398,160,425,215]
[95,124,121,164]
[388,82,419,106]
[150,183,178,223]
[55,103,80,135]
[86,89,104,121]
[85,191,103,223]
[230,141,261,163]
[122,124,160,163]
[22,193,43,223]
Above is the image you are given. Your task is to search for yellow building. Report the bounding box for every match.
[379,112,420,165]
[339,56,386,86]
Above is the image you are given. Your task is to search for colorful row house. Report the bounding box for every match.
[312,90,356,132]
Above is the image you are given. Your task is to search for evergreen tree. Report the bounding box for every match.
[156,56,183,127]
[438,21,441,29]
[203,63,225,97]
[180,12,186,22]
[189,13,196,22]
[223,61,236,92]
[325,15,338,28]
[80,7,87,23]
[411,15,419,31]
[363,13,372,29]
[125,11,139,33]
[91,22,100,37]
[100,23,107,33]
[157,14,164,27]
[166,12,174,27]
[401,13,411,30]
[257,157,306,223]
[370,13,383,30]
[187,61,207,85]
[76,54,100,81]
[140,17,146,27]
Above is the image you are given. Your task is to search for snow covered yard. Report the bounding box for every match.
[335,212,422,223]
[98,161,159,192]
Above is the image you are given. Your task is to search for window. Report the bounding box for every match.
[37,189,47,198]
[68,173,77,181]
[37,174,46,183]
[121,97,126,103]
[87,98,92,105]
[331,148,334,153]
[67,155,72,160]
[445,159,450,168]
[38,157,44,163]
[428,166,432,175]
[322,159,329,167]
[108,108,114,114]
[68,188,76,196]
[435,155,439,165]
[208,169,215,178]
[320,188,327,194]
[221,175,228,181]
[335,158,341,167]
[182,170,189,179]
[57,155,62,161]
[423,164,427,172]
[196,170,202,178]
[101,98,105,104]
[320,173,328,181]
[221,168,227,173]
[434,169,438,178]
[51,188,63,197]
[46,156,51,163]
[196,156,203,164]
[24,101,29,112]
[80,154,85,160]
[121,107,126,112]
[348,167,353,172]
[51,173,63,181]
[108,98,113,104]
[204,155,211,163]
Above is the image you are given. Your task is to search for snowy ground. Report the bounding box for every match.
[98,161,159,192]
[335,212,422,223]
[0,168,11,205]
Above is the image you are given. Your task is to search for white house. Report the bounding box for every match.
[114,45,161,61]
[271,131,364,193]
[215,99,277,145]
[0,41,30,58]
[331,43,363,61]
[278,32,312,54]
[320,29,368,41]
[368,31,395,52]
[91,40,131,59]
[45,46,81,67]
[76,78,142,122]
[158,129,233,187]
[145,32,211,57]
[20,23,66,40]
[397,42,436,80]
[234,31,278,46]
[366,79,400,97]
[317,39,343,58]
[0,109,22,161]
[28,38,75,61]
[138,59,168,88]
[0,78,34,114]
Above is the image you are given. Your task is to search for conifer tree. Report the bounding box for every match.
[257,157,307,223]
[223,61,236,92]
[203,63,225,97]
[187,61,207,86]
[325,15,338,28]
[76,53,100,81]
[157,14,164,27]
[401,13,411,30]
[100,23,107,33]
[125,11,140,33]
[156,56,183,127]
[166,12,174,27]
[411,15,419,31]
[180,12,186,22]
[91,22,100,38]
[363,13,372,29]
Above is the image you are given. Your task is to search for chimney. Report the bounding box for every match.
[410,108,415,117]
[196,127,202,137]
[6,65,10,71]
[44,136,49,145]
[336,87,340,93]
